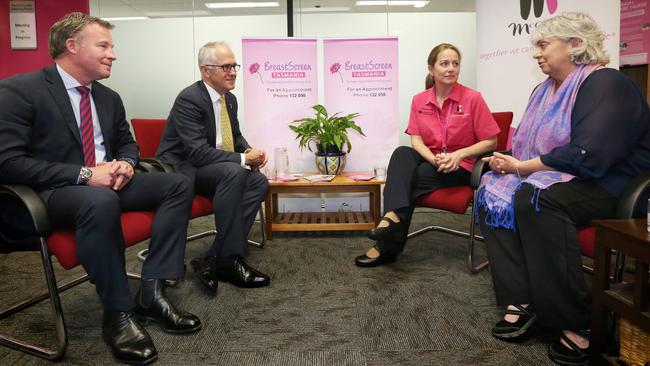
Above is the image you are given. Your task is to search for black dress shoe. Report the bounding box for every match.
[215,255,270,288]
[190,256,218,295]
[492,304,537,340]
[102,310,157,365]
[354,245,398,267]
[367,217,407,242]
[134,279,202,334]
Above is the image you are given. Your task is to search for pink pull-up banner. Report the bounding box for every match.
[323,38,399,171]
[242,38,318,173]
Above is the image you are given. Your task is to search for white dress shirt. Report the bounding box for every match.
[56,64,107,165]
[202,81,246,167]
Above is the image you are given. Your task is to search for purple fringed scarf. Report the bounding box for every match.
[476,64,597,230]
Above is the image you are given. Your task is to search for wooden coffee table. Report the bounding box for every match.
[264,172,385,240]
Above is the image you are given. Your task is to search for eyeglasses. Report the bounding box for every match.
[203,63,241,73]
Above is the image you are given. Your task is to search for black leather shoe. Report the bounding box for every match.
[102,310,157,365]
[215,255,270,288]
[134,279,202,334]
[367,217,407,242]
[547,330,590,366]
[354,245,398,267]
[190,256,218,295]
[492,304,537,340]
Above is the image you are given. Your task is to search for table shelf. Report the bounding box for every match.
[264,172,384,239]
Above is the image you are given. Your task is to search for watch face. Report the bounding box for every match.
[81,167,93,182]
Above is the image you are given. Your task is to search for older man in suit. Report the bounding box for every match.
[0,13,200,364]
[157,41,270,294]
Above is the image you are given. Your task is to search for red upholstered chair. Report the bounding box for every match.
[0,184,152,360]
[407,111,514,273]
[130,118,265,252]
[577,171,650,281]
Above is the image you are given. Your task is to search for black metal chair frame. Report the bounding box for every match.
[135,159,266,262]
[0,184,141,361]
[407,155,650,277]
[406,155,491,273]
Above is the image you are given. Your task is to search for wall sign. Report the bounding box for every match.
[10,0,37,50]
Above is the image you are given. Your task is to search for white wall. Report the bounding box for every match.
[100,11,477,212]
[102,12,477,150]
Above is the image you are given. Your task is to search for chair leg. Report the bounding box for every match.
[138,205,267,261]
[137,227,218,261]
[0,238,69,361]
[407,206,488,274]
[247,204,266,248]
[467,210,489,273]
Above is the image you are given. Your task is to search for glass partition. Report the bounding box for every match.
[90,0,476,147]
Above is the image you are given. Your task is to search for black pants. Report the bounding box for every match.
[195,162,268,258]
[478,180,617,330]
[379,146,470,254]
[43,172,193,311]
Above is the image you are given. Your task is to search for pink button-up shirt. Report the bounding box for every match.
[406,83,500,172]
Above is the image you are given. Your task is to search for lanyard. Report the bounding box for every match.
[436,100,454,154]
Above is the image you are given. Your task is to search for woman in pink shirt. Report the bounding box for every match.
[355,43,500,267]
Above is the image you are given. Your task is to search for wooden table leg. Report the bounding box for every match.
[590,229,612,363]
[370,185,381,226]
[264,191,274,240]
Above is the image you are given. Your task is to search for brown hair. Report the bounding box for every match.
[48,12,114,59]
[425,43,461,88]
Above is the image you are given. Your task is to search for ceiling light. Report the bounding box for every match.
[205,2,280,9]
[299,7,351,12]
[102,16,149,21]
[355,1,430,8]
[145,10,210,17]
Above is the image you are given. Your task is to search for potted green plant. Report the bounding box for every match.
[289,104,365,175]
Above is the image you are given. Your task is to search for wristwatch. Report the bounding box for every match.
[78,167,93,185]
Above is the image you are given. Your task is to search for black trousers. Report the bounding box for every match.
[43,172,193,311]
[478,180,617,330]
[194,162,268,258]
[379,146,470,253]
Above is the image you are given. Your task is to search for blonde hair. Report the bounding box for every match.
[48,12,113,59]
[531,12,609,65]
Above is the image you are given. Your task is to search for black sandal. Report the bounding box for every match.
[492,304,537,340]
[548,330,590,366]
[367,216,406,242]
[354,244,398,268]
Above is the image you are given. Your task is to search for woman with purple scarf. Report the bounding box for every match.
[477,12,650,366]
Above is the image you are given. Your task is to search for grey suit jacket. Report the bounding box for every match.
[156,81,250,180]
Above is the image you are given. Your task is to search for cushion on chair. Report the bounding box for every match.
[131,119,166,158]
[191,195,214,219]
[577,226,596,258]
[47,211,155,269]
[416,186,475,214]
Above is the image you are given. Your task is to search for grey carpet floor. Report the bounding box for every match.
[0,209,559,365]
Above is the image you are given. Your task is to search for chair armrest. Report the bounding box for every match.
[137,160,158,173]
[138,158,175,173]
[0,184,52,236]
[470,158,489,189]
[469,150,511,189]
[615,170,650,218]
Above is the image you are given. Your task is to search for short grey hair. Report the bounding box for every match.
[198,41,231,65]
[531,12,609,65]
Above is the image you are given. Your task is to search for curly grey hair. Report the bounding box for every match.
[531,12,609,65]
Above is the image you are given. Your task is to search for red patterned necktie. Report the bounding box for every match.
[76,86,96,167]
